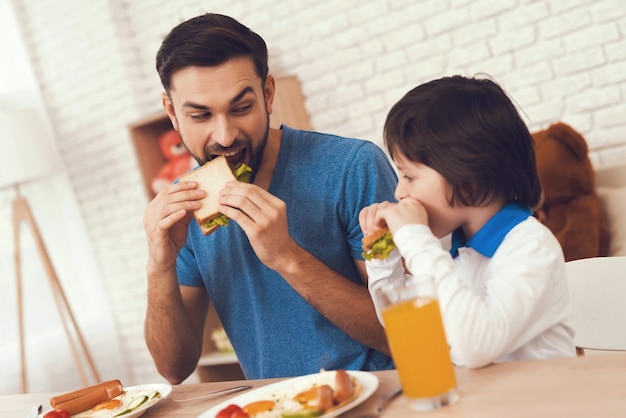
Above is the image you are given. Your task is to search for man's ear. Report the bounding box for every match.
[264,74,276,115]
[162,92,179,131]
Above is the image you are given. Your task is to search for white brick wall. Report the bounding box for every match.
[11,0,626,386]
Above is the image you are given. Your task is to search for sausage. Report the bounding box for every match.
[51,380,124,415]
[54,381,124,415]
[316,384,334,411]
[333,369,355,404]
[50,379,122,407]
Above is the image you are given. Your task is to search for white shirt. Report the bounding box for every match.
[367,211,576,368]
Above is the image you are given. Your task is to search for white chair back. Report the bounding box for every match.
[565,256,626,355]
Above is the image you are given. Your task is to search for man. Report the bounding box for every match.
[143,13,397,383]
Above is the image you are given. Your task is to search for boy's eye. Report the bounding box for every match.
[402,174,413,182]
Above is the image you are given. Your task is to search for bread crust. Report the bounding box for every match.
[361,226,390,251]
[198,223,220,236]
[178,155,236,235]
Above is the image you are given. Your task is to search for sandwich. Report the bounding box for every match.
[179,155,252,236]
[361,226,396,260]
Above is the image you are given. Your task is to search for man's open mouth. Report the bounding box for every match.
[212,148,247,169]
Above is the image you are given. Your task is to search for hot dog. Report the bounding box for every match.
[50,380,124,415]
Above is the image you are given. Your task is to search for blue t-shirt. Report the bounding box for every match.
[177,126,397,379]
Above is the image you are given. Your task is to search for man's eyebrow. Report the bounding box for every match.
[182,101,209,110]
[181,86,256,110]
[230,86,255,105]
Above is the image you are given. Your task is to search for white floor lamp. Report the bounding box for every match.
[1,105,101,393]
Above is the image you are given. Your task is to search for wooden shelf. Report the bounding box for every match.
[128,112,176,200]
[269,75,312,131]
[198,352,239,366]
[196,304,245,381]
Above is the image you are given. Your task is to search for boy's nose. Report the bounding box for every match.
[394,183,408,201]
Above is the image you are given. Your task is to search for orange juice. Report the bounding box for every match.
[382,297,456,398]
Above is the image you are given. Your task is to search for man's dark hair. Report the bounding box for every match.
[156,13,269,93]
[384,75,542,209]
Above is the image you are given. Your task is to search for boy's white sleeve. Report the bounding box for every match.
[366,249,406,324]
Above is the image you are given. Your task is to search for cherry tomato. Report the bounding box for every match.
[231,409,250,418]
[43,411,61,418]
[216,404,244,418]
[57,410,71,418]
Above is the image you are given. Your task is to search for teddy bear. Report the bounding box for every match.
[151,129,196,194]
[532,122,610,262]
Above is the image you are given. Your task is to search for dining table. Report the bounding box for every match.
[4,352,626,418]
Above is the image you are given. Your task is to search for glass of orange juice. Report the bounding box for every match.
[373,275,459,411]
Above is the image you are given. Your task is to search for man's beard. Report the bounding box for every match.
[247,112,270,184]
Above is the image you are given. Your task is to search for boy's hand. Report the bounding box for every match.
[360,199,429,239]
[373,198,429,234]
[359,201,396,236]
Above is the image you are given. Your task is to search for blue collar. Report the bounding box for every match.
[450,202,532,258]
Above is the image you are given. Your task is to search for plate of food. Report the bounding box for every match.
[198,369,378,418]
[39,380,172,418]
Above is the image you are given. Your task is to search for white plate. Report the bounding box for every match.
[39,383,172,418]
[198,370,378,418]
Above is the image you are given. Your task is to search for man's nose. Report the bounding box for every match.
[212,116,237,147]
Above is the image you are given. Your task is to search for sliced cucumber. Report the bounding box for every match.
[282,409,323,418]
[113,395,149,417]
[147,390,161,400]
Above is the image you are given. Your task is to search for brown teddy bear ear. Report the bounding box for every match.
[546,122,589,162]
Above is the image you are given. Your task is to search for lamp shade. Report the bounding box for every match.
[0,104,63,189]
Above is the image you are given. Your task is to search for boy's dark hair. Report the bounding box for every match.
[156,13,269,93]
[384,75,542,209]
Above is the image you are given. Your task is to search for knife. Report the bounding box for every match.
[372,385,403,416]
[169,385,252,402]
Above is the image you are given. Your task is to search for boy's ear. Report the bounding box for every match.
[457,180,480,206]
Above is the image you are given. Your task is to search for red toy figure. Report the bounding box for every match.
[151,129,196,194]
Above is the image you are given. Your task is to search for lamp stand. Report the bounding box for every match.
[12,184,101,393]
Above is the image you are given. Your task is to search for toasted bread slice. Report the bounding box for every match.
[198,222,220,236]
[362,226,390,251]
[179,155,236,235]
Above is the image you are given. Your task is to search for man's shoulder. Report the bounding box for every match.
[283,125,362,141]
[282,125,383,155]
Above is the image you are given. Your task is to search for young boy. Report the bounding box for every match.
[360,75,576,368]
